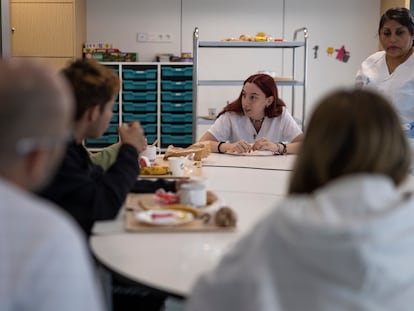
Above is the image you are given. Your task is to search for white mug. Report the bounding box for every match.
[168,156,185,176]
[179,182,207,207]
[140,146,157,162]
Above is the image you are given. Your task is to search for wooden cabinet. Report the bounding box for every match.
[380,0,409,14]
[10,0,85,70]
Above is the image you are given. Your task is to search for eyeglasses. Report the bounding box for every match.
[15,132,73,155]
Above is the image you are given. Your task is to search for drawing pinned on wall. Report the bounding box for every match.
[325,45,350,63]
[335,45,350,63]
[313,45,319,59]
[326,47,335,56]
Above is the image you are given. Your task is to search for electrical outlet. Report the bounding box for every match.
[148,32,173,42]
[136,32,148,42]
[137,32,173,43]
[164,33,173,42]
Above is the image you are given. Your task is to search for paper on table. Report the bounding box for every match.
[225,150,274,156]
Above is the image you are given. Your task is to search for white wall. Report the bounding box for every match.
[285,0,380,118]
[86,0,380,129]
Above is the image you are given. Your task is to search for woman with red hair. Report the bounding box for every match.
[199,73,303,155]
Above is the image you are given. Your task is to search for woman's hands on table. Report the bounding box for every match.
[252,137,278,153]
[225,140,252,153]
[225,138,278,154]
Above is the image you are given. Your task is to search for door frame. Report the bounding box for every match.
[1,0,10,57]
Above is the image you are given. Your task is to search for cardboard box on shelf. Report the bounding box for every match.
[83,45,138,62]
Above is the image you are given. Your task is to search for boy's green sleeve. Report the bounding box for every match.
[88,143,121,171]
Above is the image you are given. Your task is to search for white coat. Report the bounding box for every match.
[186,174,414,311]
[356,51,414,124]
[208,108,302,143]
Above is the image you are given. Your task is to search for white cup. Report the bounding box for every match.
[140,146,157,162]
[189,176,208,187]
[168,157,185,176]
[179,182,207,207]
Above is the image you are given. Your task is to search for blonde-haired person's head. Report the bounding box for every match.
[289,88,411,194]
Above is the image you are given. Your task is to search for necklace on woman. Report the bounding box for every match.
[250,117,264,124]
[250,117,264,135]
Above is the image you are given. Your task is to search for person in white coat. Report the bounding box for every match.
[356,7,414,138]
[0,59,105,311]
[199,73,303,155]
[186,88,414,311]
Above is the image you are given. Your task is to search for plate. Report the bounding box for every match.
[225,150,274,156]
[135,210,194,226]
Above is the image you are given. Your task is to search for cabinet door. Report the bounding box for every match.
[380,0,409,13]
[11,56,72,71]
[11,2,73,57]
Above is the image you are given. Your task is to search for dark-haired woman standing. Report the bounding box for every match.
[356,7,414,137]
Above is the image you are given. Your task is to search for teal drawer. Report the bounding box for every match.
[161,80,192,91]
[123,80,156,91]
[162,113,192,123]
[85,134,118,146]
[123,102,157,113]
[106,124,118,134]
[161,134,193,145]
[162,124,192,133]
[123,69,157,80]
[122,113,157,123]
[142,123,157,134]
[162,66,192,77]
[123,91,157,102]
[162,102,192,112]
[145,135,157,145]
[161,91,192,102]
[103,123,156,135]
[111,113,120,123]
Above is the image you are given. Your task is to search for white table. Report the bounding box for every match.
[92,191,284,298]
[91,153,295,299]
[203,153,296,170]
[203,166,292,195]
[91,151,414,304]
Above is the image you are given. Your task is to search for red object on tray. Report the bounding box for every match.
[151,212,174,219]
[154,189,179,204]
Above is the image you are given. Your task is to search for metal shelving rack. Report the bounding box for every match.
[192,27,308,138]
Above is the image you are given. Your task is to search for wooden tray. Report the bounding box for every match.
[124,193,236,233]
[137,157,202,179]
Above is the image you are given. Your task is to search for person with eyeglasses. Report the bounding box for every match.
[198,73,303,155]
[0,59,105,311]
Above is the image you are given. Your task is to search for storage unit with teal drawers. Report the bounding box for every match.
[84,62,193,150]
[161,65,193,148]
